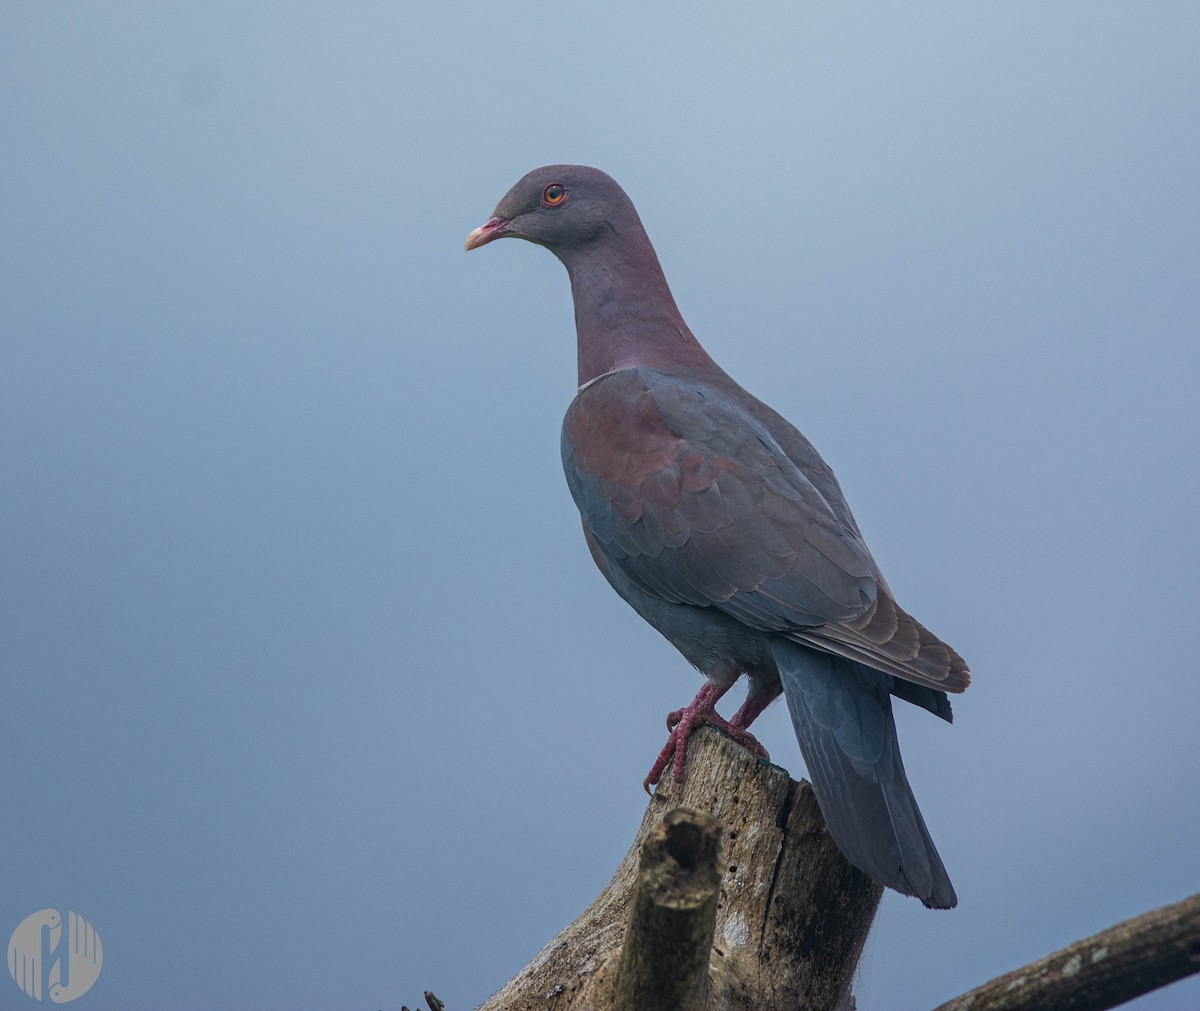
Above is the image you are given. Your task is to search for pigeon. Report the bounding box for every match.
[466,165,969,909]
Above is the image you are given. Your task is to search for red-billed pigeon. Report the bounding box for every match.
[466,165,969,909]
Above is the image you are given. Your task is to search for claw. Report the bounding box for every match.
[642,681,779,789]
[643,680,773,789]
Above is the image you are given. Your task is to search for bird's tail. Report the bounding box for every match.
[771,639,957,909]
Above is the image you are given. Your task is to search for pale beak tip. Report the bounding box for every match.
[464,216,509,252]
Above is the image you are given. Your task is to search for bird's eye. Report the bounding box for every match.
[542,183,567,206]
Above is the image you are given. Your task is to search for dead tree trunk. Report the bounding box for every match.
[421,728,1200,1011]
[477,727,882,1011]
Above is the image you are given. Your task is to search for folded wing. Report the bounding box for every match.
[562,367,969,695]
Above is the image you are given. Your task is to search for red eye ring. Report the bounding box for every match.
[542,183,567,206]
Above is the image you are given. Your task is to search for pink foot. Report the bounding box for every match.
[643,682,771,793]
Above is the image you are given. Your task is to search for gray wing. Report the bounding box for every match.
[562,367,969,694]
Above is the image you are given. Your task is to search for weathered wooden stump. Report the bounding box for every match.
[477,727,882,1010]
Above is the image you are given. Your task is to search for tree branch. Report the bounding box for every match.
[613,807,722,1010]
[933,891,1200,1011]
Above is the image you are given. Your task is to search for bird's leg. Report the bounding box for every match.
[644,681,729,792]
[663,681,720,731]
[644,680,771,792]
[729,689,775,732]
[721,689,778,762]
[681,696,773,759]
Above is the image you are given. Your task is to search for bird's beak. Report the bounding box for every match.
[464,215,510,251]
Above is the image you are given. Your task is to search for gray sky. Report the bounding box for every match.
[2,3,1198,1008]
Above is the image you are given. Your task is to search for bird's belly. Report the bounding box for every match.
[591,542,778,688]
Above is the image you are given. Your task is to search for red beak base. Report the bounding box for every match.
[464,216,510,251]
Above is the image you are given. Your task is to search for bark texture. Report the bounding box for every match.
[404,737,1200,1011]
[477,727,882,1011]
[932,891,1200,1011]
[613,807,723,1010]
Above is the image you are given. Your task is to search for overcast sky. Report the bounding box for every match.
[2,3,1198,1009]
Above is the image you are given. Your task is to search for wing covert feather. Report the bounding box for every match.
[562,367,969,693]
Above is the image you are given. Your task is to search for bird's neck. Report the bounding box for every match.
[561,234,719,387]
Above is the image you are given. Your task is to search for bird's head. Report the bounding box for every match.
[465,165,637,258]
